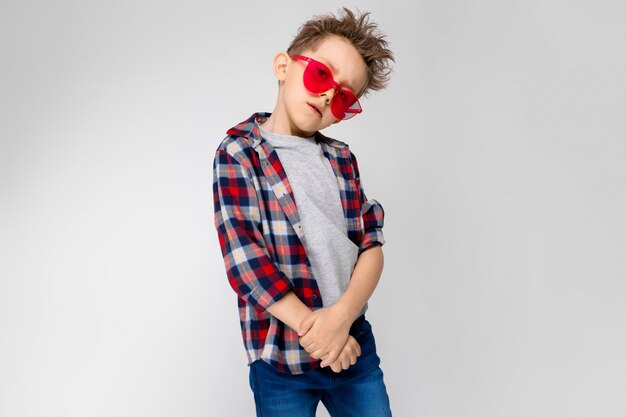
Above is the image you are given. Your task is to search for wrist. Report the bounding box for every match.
[333,299,359,323]
[296,308,314,331]
[266,291,313,332]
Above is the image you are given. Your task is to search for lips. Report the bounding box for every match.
[308,102,322,118]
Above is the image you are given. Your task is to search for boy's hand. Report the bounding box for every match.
[297,304,353,366]
[322,335,361,373]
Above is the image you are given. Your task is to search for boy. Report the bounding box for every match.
[212,7,395,417]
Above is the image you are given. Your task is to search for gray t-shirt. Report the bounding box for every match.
[257,121,367,318]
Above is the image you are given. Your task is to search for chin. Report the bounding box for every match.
[292,114,322,133]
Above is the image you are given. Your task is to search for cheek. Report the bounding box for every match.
[286,87,316,112]
[284,90,304,111]
[283,75,305,98]
[285,69,305,90]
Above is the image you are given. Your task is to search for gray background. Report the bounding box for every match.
[1,1,625,416]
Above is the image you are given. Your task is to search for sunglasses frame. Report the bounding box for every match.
[289,54,363,120]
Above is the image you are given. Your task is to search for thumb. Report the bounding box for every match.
[297,316,314,336]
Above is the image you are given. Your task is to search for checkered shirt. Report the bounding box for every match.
[212,111,385,374]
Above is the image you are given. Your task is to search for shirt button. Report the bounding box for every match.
[312,294,317,300]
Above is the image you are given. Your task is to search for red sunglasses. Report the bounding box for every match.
[289,54,363,121]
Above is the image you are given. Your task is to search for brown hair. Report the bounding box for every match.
[285,7,395,99]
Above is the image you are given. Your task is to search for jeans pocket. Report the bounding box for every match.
[249,361,257,392]
[357,318,372,337]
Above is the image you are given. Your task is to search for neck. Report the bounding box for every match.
[259,109,316,138]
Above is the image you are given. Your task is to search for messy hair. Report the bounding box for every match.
[285,7,395,99]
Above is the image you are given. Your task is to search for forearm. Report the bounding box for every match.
[335,245,384,322]
[265,290,312,332]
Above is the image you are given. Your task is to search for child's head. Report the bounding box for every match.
[264,7,395,136]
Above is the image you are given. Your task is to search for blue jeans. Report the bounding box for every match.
[248,314,393,417]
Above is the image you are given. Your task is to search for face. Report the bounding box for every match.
[271,35,368,137]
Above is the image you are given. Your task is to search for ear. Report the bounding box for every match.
[273,51,290,82]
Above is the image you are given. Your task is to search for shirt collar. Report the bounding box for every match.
[226,112,349,150]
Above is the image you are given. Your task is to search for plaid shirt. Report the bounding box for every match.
[212,112,385,375]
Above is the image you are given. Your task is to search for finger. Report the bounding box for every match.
[330,354,344,373]
[320,349,336,364]
[305,344,320,355]
[297,316,314,336]
[341,355,350,370]
[301,340,317,352]
[319,354,327,366]
[323,354,339,369]
[299,329,319,346]
[322,350,340,367]
[311,348,327,360]
[299,331,313,345]
[320,350,335,367]
[349,353,357,366]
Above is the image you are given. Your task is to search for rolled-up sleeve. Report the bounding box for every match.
[350,151,386,256]
[212,149,294,313]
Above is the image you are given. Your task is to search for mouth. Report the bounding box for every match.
[307,102,322,118]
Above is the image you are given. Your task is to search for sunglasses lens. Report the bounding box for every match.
[303,61,333,93]
[331,90,361,120]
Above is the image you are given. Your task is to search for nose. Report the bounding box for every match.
[321,86,337,103]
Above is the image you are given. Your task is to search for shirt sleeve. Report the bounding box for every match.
[350,150,386,256]
[213,148,295,314]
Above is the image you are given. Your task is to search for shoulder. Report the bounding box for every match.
[214,135,256,169]
[316,131,364,175]
[325,136,350,149]
[316,130,350,150]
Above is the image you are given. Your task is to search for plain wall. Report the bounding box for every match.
[1,1,625,416]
